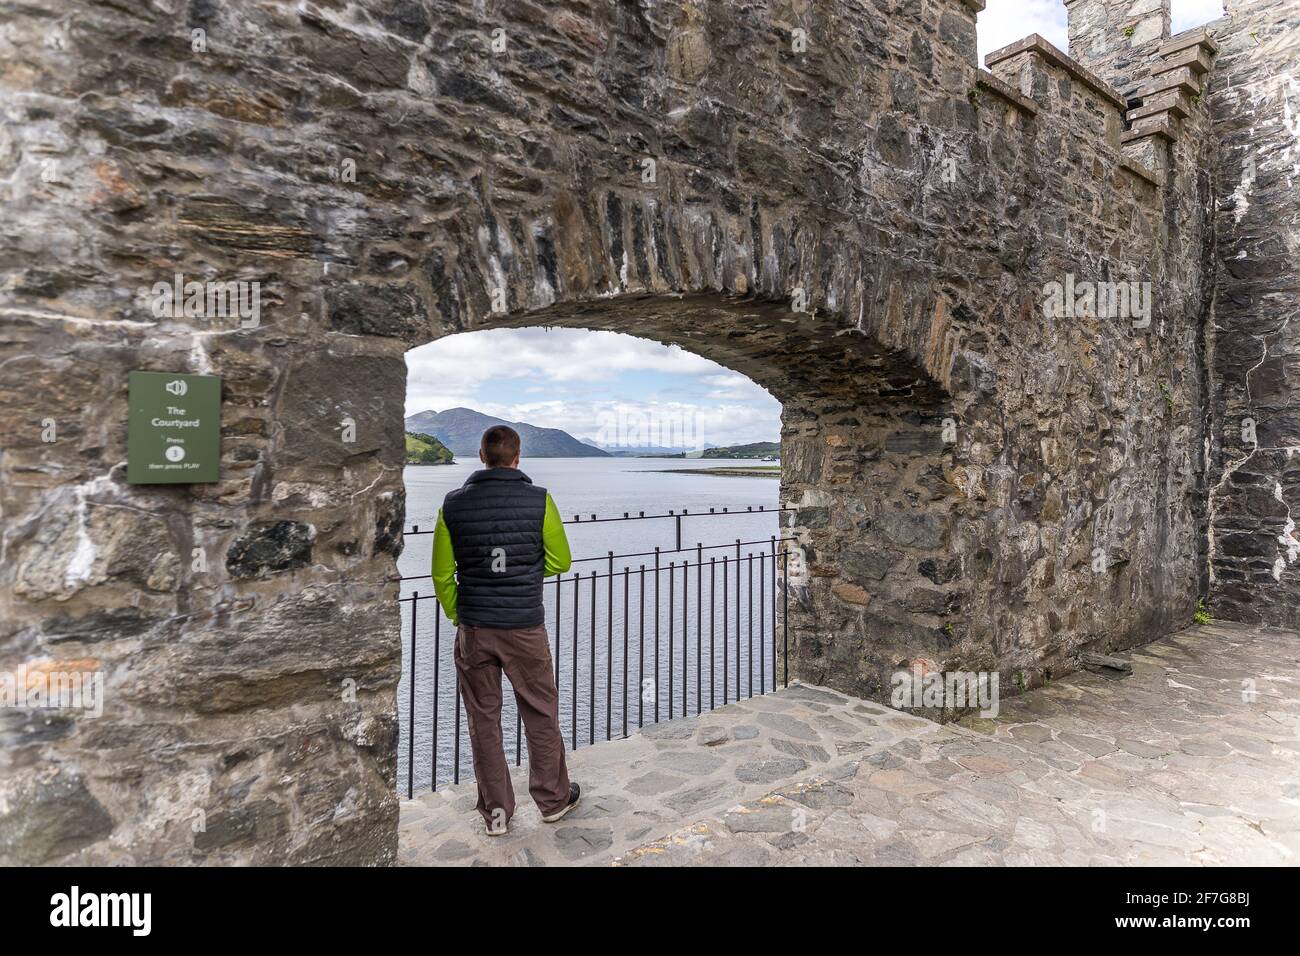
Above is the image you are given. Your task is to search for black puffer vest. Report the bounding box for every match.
[441,468,548,629]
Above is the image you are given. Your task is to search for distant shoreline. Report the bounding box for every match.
[644,466,780,478]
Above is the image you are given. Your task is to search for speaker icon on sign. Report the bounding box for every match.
[165,379,188,397]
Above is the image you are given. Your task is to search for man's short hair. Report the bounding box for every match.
[481,425,521,467]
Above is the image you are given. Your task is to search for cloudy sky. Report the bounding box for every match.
[405,328,783,449]
[407,0,1226,448]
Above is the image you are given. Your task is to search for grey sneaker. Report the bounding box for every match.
[485,812,509,836]
[541,783,581,823]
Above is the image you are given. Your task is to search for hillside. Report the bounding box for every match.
[404,407,610,458]
[405,431,455,465]
[700,442,780,459]
[657,441,781,460]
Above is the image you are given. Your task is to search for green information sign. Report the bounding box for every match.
[127,372,221,484]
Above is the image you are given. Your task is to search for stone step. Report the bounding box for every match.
[1157,27,1220,59]
[1127,90,1194,123]
[1123,115,1178,144]
[1153,45,1215,77]
[1140,66,1202,99]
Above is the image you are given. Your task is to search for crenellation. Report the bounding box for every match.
[985,33,1130,110]
[974,69,1040,115]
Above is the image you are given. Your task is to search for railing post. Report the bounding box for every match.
[722,554,729,706]
[748,556,759,697]
[622,567,629,739]
[453,625,461,786]
[710,557,716,711]
[638,564,645,729]
[572,573,578,750]
[696,543,702,716]
[735,540,742,702]
[668,561,675,720]
[768,536,776,695]
[654,547,660,723]
[759,549,766,695]
[433,600,440,792]
[607,553,614,743]
[782,548,789,688]
[408,593,417,800]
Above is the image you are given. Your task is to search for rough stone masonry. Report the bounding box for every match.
[0,0,1295,864]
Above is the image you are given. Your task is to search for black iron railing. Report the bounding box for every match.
[396,506,795,798]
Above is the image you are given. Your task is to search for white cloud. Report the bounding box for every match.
[978,0,1067,64]
[405,328,782,446]
[1171,0,1226,32]
[405,328,720,402]
[508,398,781,448]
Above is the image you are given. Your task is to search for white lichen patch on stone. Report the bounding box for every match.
[63,474,114,590]
[1230,152,1256,225]
[1275,481,1299,581]
[1281,73,1300,183]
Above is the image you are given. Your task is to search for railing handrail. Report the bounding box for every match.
[390,504,790,580]
[401,503,793,536]
[396,537,797,591]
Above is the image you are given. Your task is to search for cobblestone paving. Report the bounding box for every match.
[618,624,1300,866]
[399,624,1300,866]
[398,685,938,865]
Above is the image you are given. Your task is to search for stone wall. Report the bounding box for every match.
[1204,0,1300,627]
[0,0,1246,864]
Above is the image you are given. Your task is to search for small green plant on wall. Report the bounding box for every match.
[1194,600,1212,626]
[1123,26,1137,38]
[1159,379,1174,413]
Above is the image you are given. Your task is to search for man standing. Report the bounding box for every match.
[431,425,581,835]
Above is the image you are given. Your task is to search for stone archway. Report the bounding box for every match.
[2,0,1219,866]
[414,287,965,699]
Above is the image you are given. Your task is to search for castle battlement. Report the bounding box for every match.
[973,0,1248,196]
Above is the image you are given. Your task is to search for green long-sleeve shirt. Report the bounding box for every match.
[431,492,571,626]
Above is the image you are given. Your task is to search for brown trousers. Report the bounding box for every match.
[454,623,571,825]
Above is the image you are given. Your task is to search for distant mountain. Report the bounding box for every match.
[404,408,610,458]
[583,440,717,458]
[405,431,454,465]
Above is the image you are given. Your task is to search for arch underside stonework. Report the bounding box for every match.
[0,0,1219,864]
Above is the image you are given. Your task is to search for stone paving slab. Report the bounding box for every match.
[397,683,939,866]
[614,624,1300,866]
